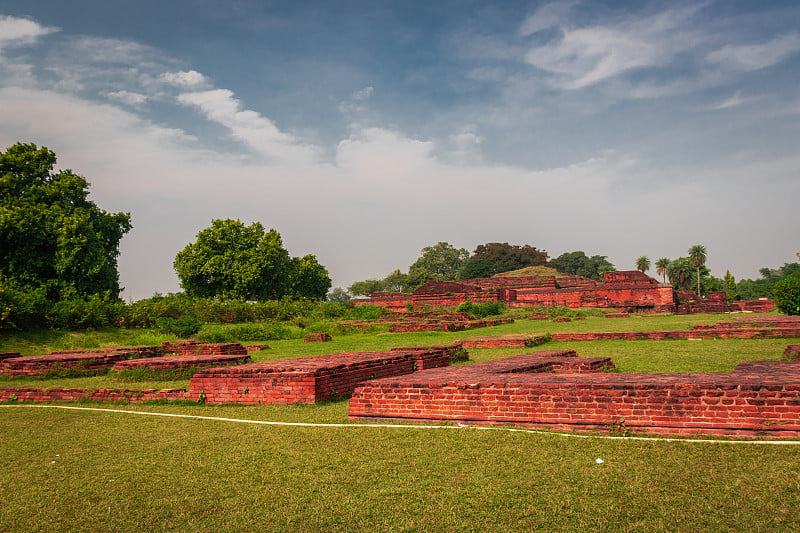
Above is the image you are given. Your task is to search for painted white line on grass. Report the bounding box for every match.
[2,404,799,445]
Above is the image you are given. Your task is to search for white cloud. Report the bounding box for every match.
[104,90,148,105]
[523,5,706,89]
[0,15,58,47]
[518,1,577,36]
[705,91,761,111]
[177,88,322,165]
[706,32,800,72]
[160,70,210,89]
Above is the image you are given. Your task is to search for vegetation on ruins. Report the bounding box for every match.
[174,219,330,301]
[772,273,800,315]
[549,251,616,281]
[459,242,549,279]
[635,256,651,273]
[655,257,670,283]
[688,244,708,297]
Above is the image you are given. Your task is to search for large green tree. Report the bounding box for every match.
[460,242,548,278]
[405,242,469,291]
[688,244,708,297]
[0,142,132,299]
[174,219,330,301]
[550,251,615,281]
[667,258,695,291]
[635,256,651,273]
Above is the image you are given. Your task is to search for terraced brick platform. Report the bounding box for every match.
[0,387,189,403]
[348,350,800,437]
[189,344,465,404]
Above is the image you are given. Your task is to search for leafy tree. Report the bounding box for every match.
[0,142,132,299]
[667,258,695,291]
[724,270,738,302]
[772,274,800,315]
[550,251,615,281]
[326,287,351,303]
[408,242,469,280]
[737,261,800,300]
[383,269,408,293]
[348,279,386,297]
[655,258,670,283]
[635,256,651,273]
[460,242,548,278]
[688,244,707,297]
[289,254,331,300]
[174,219,328,301]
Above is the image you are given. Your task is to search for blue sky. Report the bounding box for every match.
[1,1,798,300]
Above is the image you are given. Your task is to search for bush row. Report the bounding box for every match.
[0,287,389,331]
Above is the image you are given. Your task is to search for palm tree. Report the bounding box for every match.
[688,244,707,297]
[667,258,694,291]
[655,258,670,283]
[635,256,650,273]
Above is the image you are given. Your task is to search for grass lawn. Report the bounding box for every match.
[2,312,799,531]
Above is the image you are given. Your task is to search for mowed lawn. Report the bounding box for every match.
[2,313,800,531]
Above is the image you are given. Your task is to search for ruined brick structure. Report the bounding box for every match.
[355,270,773,315]
[349,350,800,437]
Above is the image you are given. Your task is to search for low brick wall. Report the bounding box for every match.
[349,351,800,437]
[462,335,550,349]
[0,343,249,377]
[189,344,463,405]
[0,387,189,403]
[113,353,252,372]
[551,326,800,342]
[304,333,332,342]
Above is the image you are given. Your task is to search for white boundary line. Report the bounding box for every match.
[3,404,800,445]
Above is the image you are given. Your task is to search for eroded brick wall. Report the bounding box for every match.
[349,351,800,437]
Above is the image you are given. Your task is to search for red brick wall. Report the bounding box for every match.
[189,345,462,404]
[349,351,800,437]
[113,354,251,372]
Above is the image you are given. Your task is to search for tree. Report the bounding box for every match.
[289,254,331,300]
[635,256,651,273]
[724,270,738,302]
[0,142,132,299]
[655,258,670,283]
[174,219,328,301]
[460,242,548,278]
[348,279,386,297]
[550,251,616,281]
[772,274,800,315]
[326,287,351,303]
[404,242,469,291]
[688,244,707,297]
[667,258,695,291]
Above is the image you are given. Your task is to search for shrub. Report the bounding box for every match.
[156,316,202,338]
[772,273,800,316]
[456,300,506,318]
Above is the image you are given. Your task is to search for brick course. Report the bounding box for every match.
[349,350,800,437]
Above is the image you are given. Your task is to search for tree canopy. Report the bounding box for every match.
[635,256,651,273]
[174,219,330,301]
[460,242,548,279]
[688,244,708,297]
[550,251,615,281]
[0,142,132,299]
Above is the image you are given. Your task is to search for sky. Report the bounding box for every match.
[1,1,798,301]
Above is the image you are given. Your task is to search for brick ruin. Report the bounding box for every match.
[355,270,774,315]
[348,350,800,438]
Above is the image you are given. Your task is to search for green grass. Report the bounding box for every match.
[1,313,799,531]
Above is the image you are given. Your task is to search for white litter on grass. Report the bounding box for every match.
[595,458,604,464]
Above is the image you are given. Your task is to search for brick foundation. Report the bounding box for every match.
[0,387,189,403]
[349,350,800,437]
[112,353,252,372]
[188,344,464,405]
